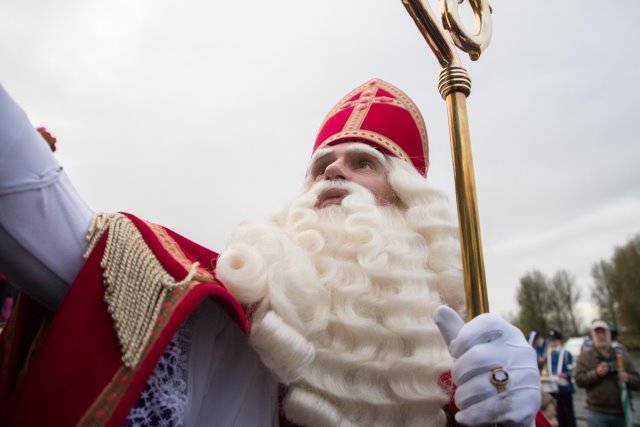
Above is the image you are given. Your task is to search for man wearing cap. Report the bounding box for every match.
[575,320,640,426]
[0,80,546,426]
[542,329,576,427]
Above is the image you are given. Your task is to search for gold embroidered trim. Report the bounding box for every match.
[145,221,217,284]
[316,130,413,165]
[321,88,364,126]
[84,213,199,368]
[77,366,135,427]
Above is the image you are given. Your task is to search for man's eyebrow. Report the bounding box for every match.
[308,147,334,171]
[345,143,386,163]
[306,143,387,177]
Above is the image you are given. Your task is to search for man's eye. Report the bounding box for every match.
[314,166,326,177]
[358,161,374,169]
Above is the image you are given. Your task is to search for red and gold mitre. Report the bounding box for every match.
[313,78,429,176]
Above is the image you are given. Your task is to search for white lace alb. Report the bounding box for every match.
[124,323,191,427]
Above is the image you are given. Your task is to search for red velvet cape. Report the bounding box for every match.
[0,213,246,427]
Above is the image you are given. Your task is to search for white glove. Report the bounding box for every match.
[435,306,541,427]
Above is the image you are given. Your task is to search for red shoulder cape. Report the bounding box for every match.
[0,213,247,427]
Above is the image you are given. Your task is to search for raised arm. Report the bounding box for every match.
[0,84,92,310]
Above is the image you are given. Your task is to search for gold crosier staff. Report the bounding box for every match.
[401,0,492,320]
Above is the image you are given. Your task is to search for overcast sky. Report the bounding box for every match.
[2,1,639,324]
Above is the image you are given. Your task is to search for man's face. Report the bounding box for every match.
[308,142,397,208]
[591,327,611,349]
[549,338,561,348]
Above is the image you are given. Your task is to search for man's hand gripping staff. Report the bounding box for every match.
[436,306,542,427]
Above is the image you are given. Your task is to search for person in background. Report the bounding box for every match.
[541,391,559,427]
[545,329,576,427]
[530,331,548,371]
[581,322,628,355]
[576,320,640,427]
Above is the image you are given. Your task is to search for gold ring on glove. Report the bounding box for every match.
[489,367,510,393]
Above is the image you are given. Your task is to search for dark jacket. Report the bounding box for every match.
[575,346,640,414]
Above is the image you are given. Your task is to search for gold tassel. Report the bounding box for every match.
[85,213,198,368]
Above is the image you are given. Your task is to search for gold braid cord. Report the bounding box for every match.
[84,213,199,368]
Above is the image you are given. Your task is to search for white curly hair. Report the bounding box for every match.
[216,144,464,427]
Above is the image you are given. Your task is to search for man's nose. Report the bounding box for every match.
[324,161,348,180]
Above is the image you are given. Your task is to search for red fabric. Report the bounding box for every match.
[124,213,248,334]
[536,411,553,427]
[3,235,122,426]
[162,222,250,335]
[313,78,429,175]
[362,102,423,163]
[315,108,353,147]
[376,88,394,98]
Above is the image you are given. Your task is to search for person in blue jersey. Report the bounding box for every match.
[544,329,576,427]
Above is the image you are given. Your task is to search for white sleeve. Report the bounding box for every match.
[0,84,93,310]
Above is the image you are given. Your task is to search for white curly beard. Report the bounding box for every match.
[216,158,464,427]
